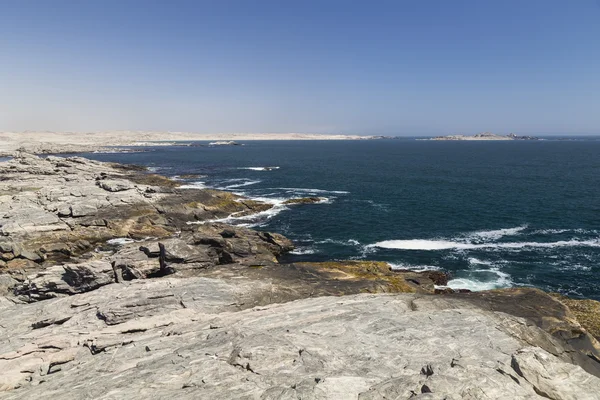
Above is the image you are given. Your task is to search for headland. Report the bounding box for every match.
[0,148,599,398]
[0,131,386,157]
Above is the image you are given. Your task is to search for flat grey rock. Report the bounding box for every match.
[1,281,599,399]
[97,179,134,192]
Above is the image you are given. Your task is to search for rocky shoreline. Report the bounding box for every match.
[1,153,600,398]
[0,131,390,157]
[430,132,540,141]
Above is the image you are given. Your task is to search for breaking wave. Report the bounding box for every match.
[367,238,600,251]
[221,179,261,189]
[389,263,441,272]
[289,247,317,255]
[276,187,350,195]
[463,225,528,241]
[179,181,208,189]
[445,268,513,291]
[238,166,280,171]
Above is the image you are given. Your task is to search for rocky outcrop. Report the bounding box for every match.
[431,132,540,141]
[449,288,600,379]
[12,242,441,304]
[1,280,600,398]
[3,153,600,398]
[283,197,326,205]
[0,153,275,271]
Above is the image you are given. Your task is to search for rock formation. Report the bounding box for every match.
[1,153,600,399]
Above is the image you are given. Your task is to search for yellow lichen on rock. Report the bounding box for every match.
[297,261,420,293]
[551,294,600,340]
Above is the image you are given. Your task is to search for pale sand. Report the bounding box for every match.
[0,131,372,155]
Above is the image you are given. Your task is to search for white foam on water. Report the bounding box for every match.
[558,263,592,272]
[467,257,494,266]
[464,225,528,241]
[368,238,600,251]
[531,228,570,235]
[188,196,291,227]
[222,180,261,189]
[316,238,362,246]
[276,187,350,195]
[531,228,597,235]
[289,247,317,255]
[389,263,441,272]
[92,149,145,154]
[239,166,280,171]
[445,268,513,291]
[179,181,208,189]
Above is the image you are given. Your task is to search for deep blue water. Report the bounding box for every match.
[80,139,600,299]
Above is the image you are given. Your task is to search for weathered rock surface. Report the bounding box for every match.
[1,279,600,399]
[3,153,600,399]
[0,154,277,275]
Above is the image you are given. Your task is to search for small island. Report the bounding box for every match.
[430,132,540,141]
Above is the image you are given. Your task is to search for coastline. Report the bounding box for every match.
[1,152,600,397]
[0,131,384,157]
[428,132,540,141]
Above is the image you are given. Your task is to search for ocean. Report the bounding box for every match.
[80,138,600,299]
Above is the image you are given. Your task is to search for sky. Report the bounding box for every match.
[0,0,599,135]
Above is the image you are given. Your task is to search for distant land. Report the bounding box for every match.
[428,132,539,141]
[0,131,387,156]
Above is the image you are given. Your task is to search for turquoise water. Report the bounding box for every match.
[80,139,600,299]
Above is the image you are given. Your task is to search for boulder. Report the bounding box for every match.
[19,249,43,262]
[512,347,600,399]
[70,203,98,217]
[159,238,218,265]
[14,261,115,301]
[0,241,13,253]
[111,244,160,281]
[0,253,14,261]
[283,197,326,205]
[96,179,134,192]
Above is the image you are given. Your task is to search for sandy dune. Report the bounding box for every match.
[0,131,370,155]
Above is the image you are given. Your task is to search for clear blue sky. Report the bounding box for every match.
[1,0,599,135]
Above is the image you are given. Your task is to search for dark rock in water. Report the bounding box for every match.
[283,197,325,205]
[393,268,450,286]
[423,270,450,286]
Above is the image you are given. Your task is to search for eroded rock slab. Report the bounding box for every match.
[1,282,600,399]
